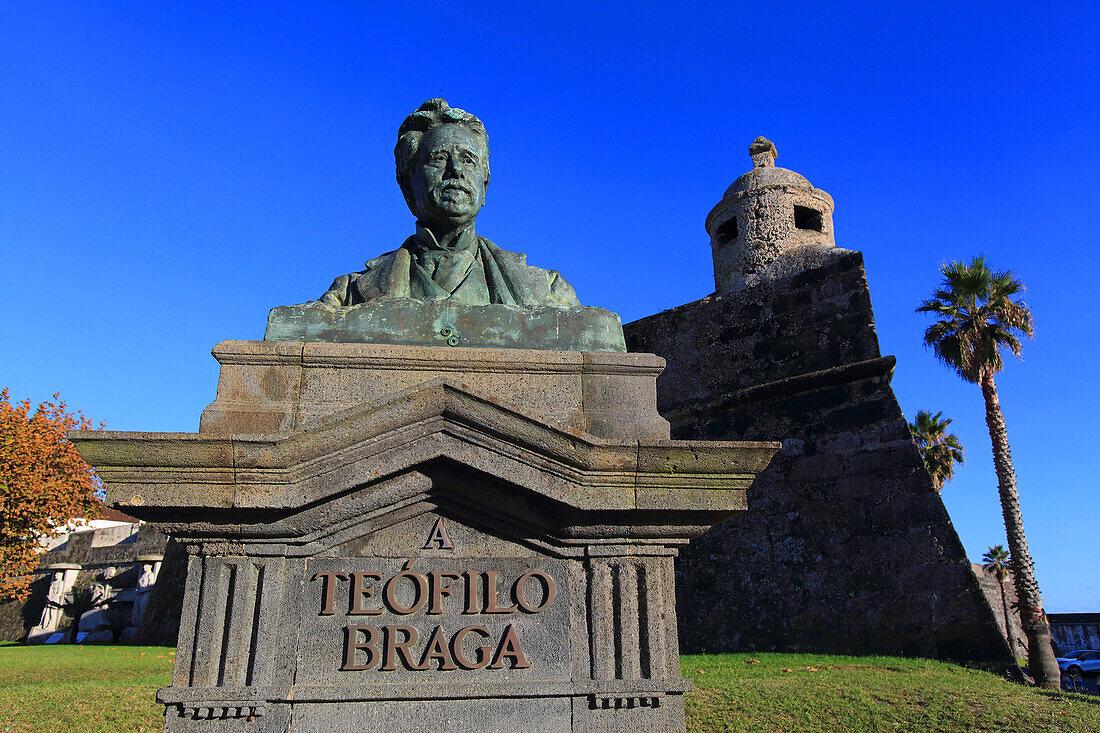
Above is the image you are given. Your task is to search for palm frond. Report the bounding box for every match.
[982,544,1011,581]
[909,409,966,490]
[917,257,1034,381]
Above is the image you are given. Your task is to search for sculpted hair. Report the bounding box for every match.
[395,98,490,208]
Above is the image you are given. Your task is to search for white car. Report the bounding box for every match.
[1058,650,1100,682]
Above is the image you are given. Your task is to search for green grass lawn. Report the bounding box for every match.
[685,653,1099,732]
[0,643,173,732]
[1,644,1097,732]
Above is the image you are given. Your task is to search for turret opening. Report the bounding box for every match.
[794,206,823,232]
[716,217,738,244]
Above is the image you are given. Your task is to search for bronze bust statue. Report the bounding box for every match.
[318,99,581,308]
[266,98,624,351]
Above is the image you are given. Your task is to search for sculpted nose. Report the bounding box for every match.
[445,155,464,179]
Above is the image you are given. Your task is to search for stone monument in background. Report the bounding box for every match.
[26,563,80,642]
[625,139,1014,665]
[72,99,778,733]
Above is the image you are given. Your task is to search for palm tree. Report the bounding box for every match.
[917,256,1058,689]
[908,410,965,491]
[982,545,1018,657]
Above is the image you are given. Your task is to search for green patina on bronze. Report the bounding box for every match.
[267,98,625,350]
[265,301,627,351]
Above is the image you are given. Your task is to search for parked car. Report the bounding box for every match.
[1059,649,1091,661]
[1058,650,1100,680]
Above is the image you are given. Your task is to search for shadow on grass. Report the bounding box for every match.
[1038,687,1100,705]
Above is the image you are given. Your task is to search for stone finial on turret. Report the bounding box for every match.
[749,136,777,168]
[705,138,844,294]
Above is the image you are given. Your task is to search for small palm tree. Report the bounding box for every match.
[982,545,1018,657]
[917,256,1058,689]
[908,410,965,491]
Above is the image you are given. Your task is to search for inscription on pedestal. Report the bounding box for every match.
[296,516,572,686]
[310,561,557,672]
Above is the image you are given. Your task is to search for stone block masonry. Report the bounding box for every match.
[624,251,1014,665]
[71,342,777,732]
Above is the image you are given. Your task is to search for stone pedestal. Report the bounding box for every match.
[72,342,777,732]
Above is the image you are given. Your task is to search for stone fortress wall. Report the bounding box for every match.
[1047,614,1100,653]
[968,569,1097,659]
[972,564,1028,657]
[623,138,1014,665]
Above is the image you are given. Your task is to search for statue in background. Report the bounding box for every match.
[318,98,581,308]
[78,566,117,636]
[130,557,160,626]
[38,570,69,633]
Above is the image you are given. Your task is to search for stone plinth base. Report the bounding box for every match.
[72,342,778,732]
[199,340,669,441]
[161,681,690,733]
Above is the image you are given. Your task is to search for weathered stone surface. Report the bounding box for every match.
[624,251,1013,666]
[198,340,665,441]
[33,524,168,568]
[71,344,778,732]
[706,138,847,294]
[266,301,627,352]
[82,379,772,520]
[1048,614,1100,655]
[0,574,50,642]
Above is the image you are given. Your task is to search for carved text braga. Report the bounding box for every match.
[308,553,559,672]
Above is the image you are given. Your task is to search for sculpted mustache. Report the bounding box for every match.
[435,182,473,195]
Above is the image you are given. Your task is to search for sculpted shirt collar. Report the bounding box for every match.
[398,222,486,299]
[408,223,479,255]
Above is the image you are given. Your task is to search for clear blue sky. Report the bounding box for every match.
[2,2,1097,612]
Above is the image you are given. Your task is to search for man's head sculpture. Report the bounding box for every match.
[297,97,600,318]
[267,97,628,349]
[395,99,491,232]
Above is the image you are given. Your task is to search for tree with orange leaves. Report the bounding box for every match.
[0,389,102,601]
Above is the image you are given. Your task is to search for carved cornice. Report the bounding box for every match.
[211,340,666,377]
[70,380,777,547]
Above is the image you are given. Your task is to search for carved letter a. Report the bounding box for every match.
[423,517,454,550]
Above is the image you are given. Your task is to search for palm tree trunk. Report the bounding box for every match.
[998,576,1014,657]
[980,373,1060,689]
